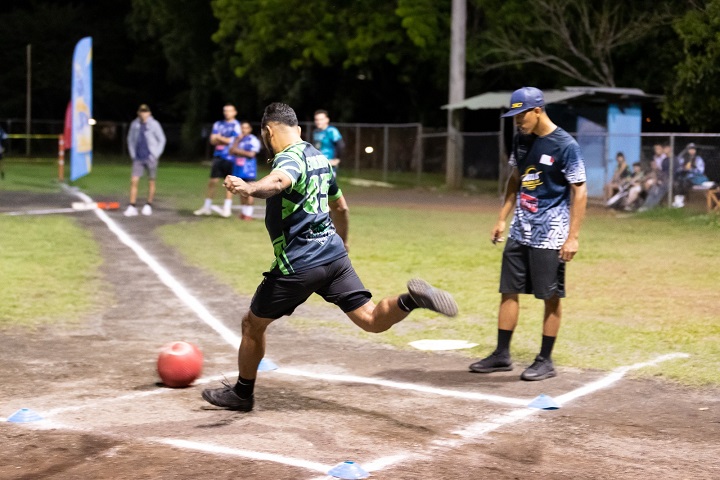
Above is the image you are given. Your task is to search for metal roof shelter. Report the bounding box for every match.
[441,86,656,111]
[441,87,659,197]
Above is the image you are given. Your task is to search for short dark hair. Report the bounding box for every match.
[261,102,298,129]
[224,103,236,109]
[314,109,329,117]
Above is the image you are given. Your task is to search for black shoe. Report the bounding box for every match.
[520,355,557,381]
[201,381,254,411]
[469,352,513,373]
[407,279,458,317]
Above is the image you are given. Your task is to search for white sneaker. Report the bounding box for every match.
[211,205,232,218]
[194,206,212,216]
[123,205,138,217]
[141,204,152,216]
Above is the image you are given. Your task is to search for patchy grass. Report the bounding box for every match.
[159,202,720,386]
[0,216,103,328]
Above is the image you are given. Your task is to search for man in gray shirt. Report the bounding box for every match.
[125,104,166,216]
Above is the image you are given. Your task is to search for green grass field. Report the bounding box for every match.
[2,157,719,384]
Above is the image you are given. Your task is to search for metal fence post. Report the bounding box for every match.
[668,134,675,207]
[355,125,360,176]
[382,125,389,182]
[415,123,423,185]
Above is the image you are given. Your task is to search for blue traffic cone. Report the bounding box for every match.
[327,460,370,479]
[528,394,560,410]
[257,357,278,371]
[7,408,44,423]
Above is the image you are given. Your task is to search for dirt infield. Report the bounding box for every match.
[1,190,719,479]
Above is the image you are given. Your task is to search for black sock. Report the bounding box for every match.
[130,203,136,207]
[397,293,418,312]
[146,202,152,206]
[233,376,255,399]
[540,335,556,359]
[495,329,514,356]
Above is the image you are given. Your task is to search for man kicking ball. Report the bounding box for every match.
[202,102,458,411]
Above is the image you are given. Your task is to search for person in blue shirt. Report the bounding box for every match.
[469,87,587,381]
[194,104,241,218]
[229,121,262,220]
[201,102,458,412]
[313,109,344,177]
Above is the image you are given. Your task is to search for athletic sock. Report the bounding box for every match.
[540,335,556,359]
[495,329,514,356]
[203,198,212,209]
[224,198,233,211]
[397,293,418,312]
[233,376,255,399]
[242,205,253,217]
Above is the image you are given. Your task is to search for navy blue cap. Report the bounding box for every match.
[501,87,545,117]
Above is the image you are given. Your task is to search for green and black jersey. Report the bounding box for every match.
[265,141,346,275]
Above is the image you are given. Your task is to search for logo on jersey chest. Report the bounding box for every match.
[522,166,543,190]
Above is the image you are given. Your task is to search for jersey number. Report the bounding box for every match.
[304,173,332,214]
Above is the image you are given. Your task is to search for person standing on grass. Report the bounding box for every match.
[229,121,262,220]
[124,104,166,217]
[313,109,344,178]
[469,87,587,381]
[194,104,241,218]
[201,102,458,412]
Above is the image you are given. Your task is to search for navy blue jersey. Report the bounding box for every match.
[508,127,586,249]
[265,141,345,274]
[212,119,241,161]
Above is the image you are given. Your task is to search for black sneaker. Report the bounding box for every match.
[407,279,458,317]
[520,355,557,381]
[201,380,254,411]
[469,352,513,373]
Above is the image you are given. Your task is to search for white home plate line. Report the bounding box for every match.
[275,368,528,406]
[155,438,332,474]
[428,352,690,452]
[56,187,691,477]
[3,207,85,216]
[43,372,236,417]
[63,186,530,406]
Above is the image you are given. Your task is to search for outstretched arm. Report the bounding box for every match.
[224,171,292,199]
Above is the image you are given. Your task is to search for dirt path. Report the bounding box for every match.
[1,190,718,479]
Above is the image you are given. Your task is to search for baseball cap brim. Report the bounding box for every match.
[501,106,534,118]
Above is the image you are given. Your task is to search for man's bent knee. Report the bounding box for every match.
[241,312,273,338]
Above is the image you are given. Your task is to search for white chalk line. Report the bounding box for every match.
[57,187,691,476]
[64,186,241,349]
[64,186,530,407]
[427,352,691,453]
[156,438,331,474]
[275,367,529,406]
[2,207,86,216]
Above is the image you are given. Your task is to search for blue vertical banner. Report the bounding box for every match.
[70,37,92,181]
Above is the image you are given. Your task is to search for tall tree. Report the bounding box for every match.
[128,0,220,153]
[476,0,675,87]
[663,0,720,131]
[210,0,451,122]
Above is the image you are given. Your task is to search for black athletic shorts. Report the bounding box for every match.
[210,158,233,179]
[250,255,372,319]
[499,238,566,299]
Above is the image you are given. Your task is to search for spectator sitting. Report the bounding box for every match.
[673,142,708,208]
[604,152,632,202]
[623,162,647,211]
[652,143,667,172]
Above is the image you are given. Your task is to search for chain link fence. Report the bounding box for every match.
[2,117,719,207]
